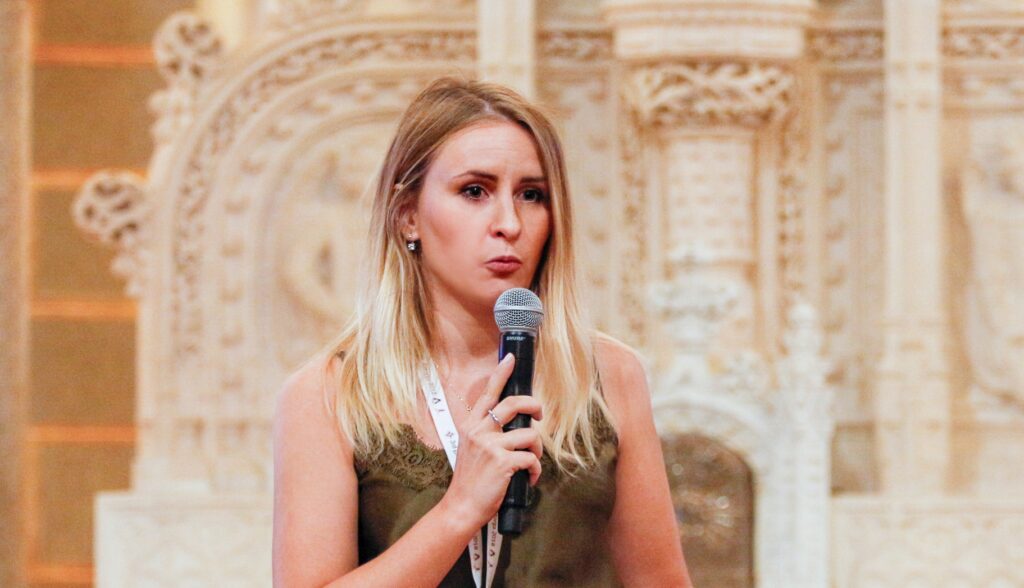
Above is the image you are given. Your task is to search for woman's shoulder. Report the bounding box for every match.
[591,332,652,429]
[277,353,337,408]
[592,332,648,393]
[274,352,351,455]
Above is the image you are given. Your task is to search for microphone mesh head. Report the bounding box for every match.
[493,288,544,333]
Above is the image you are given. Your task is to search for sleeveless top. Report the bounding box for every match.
[353,408,622,587]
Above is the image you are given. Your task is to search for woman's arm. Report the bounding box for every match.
[596,337,693,587]
[272,357,478,587]
[273,354,543,588]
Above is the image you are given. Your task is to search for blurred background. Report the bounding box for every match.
[2,0,1024,587]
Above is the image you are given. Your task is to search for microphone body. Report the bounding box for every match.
[497,329,535,535]
[493,287,544,537]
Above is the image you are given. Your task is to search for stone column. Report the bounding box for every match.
[875,0,950,495]
[603,0,813,369]
[477,0,535,99]
[0,1,31,586]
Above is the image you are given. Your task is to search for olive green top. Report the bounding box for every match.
[354,411,621,587]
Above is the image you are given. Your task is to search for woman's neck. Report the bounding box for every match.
[430,301,499,368]
[424,281,503,382]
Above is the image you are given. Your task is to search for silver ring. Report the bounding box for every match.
[487,409,501,426]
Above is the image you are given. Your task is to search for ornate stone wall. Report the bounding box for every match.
[72,0,1024,586]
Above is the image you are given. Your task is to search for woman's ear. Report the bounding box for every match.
[398,200,419,242]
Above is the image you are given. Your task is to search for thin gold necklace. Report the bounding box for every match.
[438,368,472,413]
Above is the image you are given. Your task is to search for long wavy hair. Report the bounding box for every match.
[324,76,613,472]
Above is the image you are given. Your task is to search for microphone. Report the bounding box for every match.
[493,287,544,536]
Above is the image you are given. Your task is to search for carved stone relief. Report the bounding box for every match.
[74,172,150,298]
[833,498,1024,588]
[962,127,1024,414]
[537,29,616,332]
[626,62,793,129]
[169,29,475,365]
[820,75,884,424]
[268,121,391,368]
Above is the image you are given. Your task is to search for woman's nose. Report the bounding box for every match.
[491,192,522,240]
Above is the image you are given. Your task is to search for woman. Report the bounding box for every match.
[273,77,691,587]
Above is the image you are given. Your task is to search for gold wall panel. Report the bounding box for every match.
[32,66,162,169]
[29,319,134,425]
[36,0,194,45]
[34,444,132,564]
[34,189,123,298]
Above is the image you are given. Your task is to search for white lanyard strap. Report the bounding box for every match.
[421,362,503,588]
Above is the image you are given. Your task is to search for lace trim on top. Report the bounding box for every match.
[354,408,618,492]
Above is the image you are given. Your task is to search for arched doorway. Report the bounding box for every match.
[663,433,755,588]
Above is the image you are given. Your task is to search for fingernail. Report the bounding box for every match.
[502,353,514,364]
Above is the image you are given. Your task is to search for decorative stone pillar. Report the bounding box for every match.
[0,1,31,586]
[875,0,950,495]
[605,3,833,588]
[603,0,814,365]
[477,0,536,99]
[774,301,832,586]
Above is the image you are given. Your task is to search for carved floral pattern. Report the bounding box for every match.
[626,62,793,128]
[946,27,1024,60]
[150,12,223,143]
[778,77,810,303]
[808,28,884,63]
[73,171,150,297]
[616,100,650,346]
[962,129,1024,413]
[537,30,612,64]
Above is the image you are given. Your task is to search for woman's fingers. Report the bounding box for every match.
[510,450,543,487]
[498,427,543,460]
[491,395,543,425]
[472,353,515,418]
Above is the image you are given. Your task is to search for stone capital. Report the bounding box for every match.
[624,60,794,128]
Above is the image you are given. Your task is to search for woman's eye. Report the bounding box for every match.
[521,188,546,203]
[461,185,485,199]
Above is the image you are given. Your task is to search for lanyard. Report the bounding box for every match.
[421,362,503,588]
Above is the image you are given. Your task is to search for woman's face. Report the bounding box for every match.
[405,120,552,314]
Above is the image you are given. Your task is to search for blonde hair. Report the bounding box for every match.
[325,76,612,472]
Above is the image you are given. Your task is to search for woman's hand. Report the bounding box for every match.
[439,353,544,530]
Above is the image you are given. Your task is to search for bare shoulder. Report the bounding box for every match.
[274,352,350,458]
[593,333,649,402]
[277,353,332,408]
[592,333,652,432]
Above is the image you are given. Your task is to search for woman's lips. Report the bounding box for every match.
[485,259,522,273]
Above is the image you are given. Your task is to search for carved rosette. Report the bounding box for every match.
[73,171,150,297]
[150,12,224,143]
[624,61,794,129]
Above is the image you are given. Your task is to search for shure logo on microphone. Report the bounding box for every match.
[506,333,527,342]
